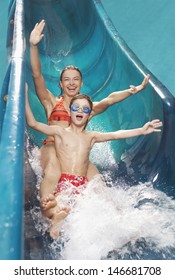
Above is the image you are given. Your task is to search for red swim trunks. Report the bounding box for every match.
[56,173,88,193]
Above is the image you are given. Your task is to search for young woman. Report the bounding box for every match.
[29,20,150,209]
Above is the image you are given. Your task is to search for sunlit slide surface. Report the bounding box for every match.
[0,0,175,260]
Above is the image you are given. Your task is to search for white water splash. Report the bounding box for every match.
[55,177,175,260]
[26,136,43,192]
[25,135,175,260]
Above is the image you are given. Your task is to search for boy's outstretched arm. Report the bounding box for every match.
[91,74,150,117]
[93,119,162,143]
[25,89,58,136]
[141,119,162,134]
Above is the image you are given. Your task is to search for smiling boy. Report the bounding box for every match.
[26,93,162,238]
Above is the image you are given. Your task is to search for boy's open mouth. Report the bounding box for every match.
[76,114,83,121]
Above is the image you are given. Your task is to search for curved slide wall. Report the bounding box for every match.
[24,0,175,190]
[0,0,175,259]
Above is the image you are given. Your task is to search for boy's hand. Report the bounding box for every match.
[142,119,163,135]
[29,19,45,46]
[129,74,150,94]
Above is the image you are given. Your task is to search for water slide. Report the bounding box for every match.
[0,0,175,260]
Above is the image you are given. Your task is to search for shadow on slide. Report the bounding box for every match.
[0,0,175,259]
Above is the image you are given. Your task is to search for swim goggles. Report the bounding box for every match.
[70,104,91,114]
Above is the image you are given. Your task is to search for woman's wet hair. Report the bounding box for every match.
[59,65,82,96]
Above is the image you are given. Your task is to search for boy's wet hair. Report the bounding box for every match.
[59,65,82,96]
[69,94,93,112]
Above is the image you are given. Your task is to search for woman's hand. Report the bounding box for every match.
[29,19,45,46]
[129,74,150,94]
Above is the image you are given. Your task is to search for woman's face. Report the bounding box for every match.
[60,69,83,97]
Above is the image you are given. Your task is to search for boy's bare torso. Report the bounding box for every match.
[54,126,95,177]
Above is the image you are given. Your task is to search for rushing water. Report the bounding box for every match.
[26,140,175,260]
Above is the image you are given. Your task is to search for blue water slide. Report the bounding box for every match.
[0,0,25,259]
[0,0,175,259]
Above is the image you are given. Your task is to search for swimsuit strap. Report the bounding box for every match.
[42,139,55,145]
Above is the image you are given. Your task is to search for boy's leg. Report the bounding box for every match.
[87,162,106,186]
[42,193,57,218]
[49,206,70,239]
[41,192,70,239]
[39,143,61,210]
[87,161,100,180]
